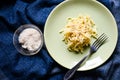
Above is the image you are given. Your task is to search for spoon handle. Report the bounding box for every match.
[64,54,89,80]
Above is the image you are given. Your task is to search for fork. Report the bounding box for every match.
[64,33,108,80]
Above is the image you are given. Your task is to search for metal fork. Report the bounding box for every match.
[64,33,108,80]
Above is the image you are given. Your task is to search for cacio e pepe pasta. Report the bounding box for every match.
[60,15,97,53]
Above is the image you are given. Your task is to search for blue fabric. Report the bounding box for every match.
[0,0,120,80]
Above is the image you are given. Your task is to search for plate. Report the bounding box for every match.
[44,0,118,71]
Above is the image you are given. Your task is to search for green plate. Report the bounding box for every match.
[44,0,118,71]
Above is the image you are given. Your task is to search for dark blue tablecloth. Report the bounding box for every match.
[0,0,120,80]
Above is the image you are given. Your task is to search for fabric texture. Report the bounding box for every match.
[0,0,120,80]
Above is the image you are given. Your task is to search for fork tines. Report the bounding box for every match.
[93,33,108,49]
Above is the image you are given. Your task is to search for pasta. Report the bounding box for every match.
[60,15,97,53]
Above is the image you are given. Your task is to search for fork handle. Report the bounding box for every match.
[64,54,90,80]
